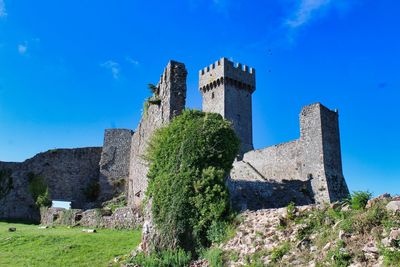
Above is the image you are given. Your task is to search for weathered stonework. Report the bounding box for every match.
[40,206,142,229]
[1,57,349,226]
[0,148,102,222]
[228,102,349,210]
[99,129,134,202]
[128,60,187,206]
[199,58,255,155]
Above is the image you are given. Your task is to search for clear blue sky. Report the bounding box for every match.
[0,0,399,195]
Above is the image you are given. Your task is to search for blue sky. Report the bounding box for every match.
[0,0,399,195]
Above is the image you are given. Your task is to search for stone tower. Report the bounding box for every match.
[300,103,349,203]
[199,57,256,155]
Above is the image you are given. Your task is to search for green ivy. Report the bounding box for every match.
[146,109,240,252]
[27,172,51,208]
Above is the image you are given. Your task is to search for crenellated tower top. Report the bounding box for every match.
[199,57,256,155]
[199,57,255,94]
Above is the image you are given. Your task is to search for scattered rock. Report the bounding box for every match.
[323,242,332,251]
[339,230,346,240]
[342,204,351,212]
[386,201,400,213]
[38,226,49,229]
[389,229,400,241]
[366,193,391,208]
[330,202,341,209]
[82,229,97,233]
[190,259,209,267]
[8,227,16,232]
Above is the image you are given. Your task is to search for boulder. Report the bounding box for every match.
[366,193,391,208]
[386,201,400,213]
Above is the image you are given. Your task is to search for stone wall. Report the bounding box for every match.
[0,161,38,222]
[0,147,102,222]
[128,60,187,206]
[228,103,349,210]
[40,206,143,229]
[99,129,134,202]
[301,103,349,203]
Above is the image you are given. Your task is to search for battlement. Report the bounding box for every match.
[199,57,256,93]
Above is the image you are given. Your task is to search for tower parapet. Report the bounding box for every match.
[199,57,256,155]
[199,57,255,93]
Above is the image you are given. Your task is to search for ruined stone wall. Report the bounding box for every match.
[0,161,38,222]
[300,103,349,203]
[228,103,349,210]
[99,129,133,202]
[128,61,187,206]
[0,147,102,222]
[241,140,302,182]
[40,206,143,229]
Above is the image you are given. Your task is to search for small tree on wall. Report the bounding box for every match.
[27,172,51,208]
[145,109,240,253]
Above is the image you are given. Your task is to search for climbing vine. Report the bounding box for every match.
[145,110,240,252]
[27,172,51,208]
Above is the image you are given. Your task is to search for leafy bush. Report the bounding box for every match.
[36,188,52,207]
[350,191,372,210]
[327,240,352,267]
[103,193,127,212]
[27,172,51,208]
[380,247,400,266]
[270,242,290,263]
[286,202,296,220]
[207,221,236,244]
[128,249,191,267]
[202,248,224,267]
[146,110,240,252]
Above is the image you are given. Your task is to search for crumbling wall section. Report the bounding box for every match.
[0,147,102,222]
[99,129,134,202]
[241,140,302,182]
[228,103,349,210]
[128,61,187,206]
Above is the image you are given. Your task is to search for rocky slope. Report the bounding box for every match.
[213,194,400,266]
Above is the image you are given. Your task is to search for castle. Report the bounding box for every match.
[0,58,349,223]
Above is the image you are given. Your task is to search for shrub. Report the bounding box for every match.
[286,202,296,220]
[128,249,191,267]
[270,242,290,263]
[27,172,51,208]
[350,191,372,210]
[36,188,52,208]
[202,248,224,267]
[146,110,240,252]
[380,247,400,266]
[327,241,352,267]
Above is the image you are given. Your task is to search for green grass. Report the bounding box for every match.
[0,222,141,267]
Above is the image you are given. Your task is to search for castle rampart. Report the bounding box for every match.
[228,102,349,210]
[127,60,187,206]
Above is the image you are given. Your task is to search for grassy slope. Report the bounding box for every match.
[0,222,141,267]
